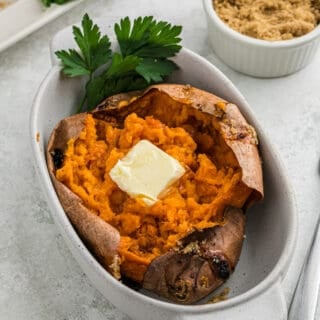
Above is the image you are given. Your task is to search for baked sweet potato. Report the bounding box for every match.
[46,84,263,304]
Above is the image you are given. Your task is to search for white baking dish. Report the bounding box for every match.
[30,21,297,319]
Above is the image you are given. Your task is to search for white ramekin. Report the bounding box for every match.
[203,0,320,77]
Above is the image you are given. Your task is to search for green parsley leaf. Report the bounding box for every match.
[115,16,182,58]
[73,14,112,72]
[114,16,154,57]
[106,53,141,78]
[84,54,141,109]
[55,14,111,78]
[55,14,182,112]
[136,58,178,82]
[55,49,90,77]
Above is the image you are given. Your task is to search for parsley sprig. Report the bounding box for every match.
[55,14,182,112]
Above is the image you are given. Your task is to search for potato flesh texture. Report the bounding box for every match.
[95,85,263,203]
[56,104,251,283]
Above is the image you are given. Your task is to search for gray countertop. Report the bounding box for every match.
[1,0,320,319]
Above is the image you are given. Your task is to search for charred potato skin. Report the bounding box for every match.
[143,207,245,304]
[46,84,263,304]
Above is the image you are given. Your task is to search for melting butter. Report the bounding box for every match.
[109,140,185,206]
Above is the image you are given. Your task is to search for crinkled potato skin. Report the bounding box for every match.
[143,206,245,304]
[46,84,263,304]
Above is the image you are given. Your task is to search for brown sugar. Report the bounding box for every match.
[0,0,13,9]
[213,0,320,41]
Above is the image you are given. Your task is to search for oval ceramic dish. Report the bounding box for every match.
[30,20,297,320]
[203,0,320,78]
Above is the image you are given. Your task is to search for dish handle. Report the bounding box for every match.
[177,280,287,320]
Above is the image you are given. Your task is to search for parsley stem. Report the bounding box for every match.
[76,93,87,113]
[76,72,93,113]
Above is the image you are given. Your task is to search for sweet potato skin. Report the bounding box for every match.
[46,84,263,304]
[143,206,245,304]
[46,114,121,278]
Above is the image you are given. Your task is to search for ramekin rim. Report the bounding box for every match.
[203,0,320,48]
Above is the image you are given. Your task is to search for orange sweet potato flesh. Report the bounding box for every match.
[46,84,263,304]
[46,113,121,278]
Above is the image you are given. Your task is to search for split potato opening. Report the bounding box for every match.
[47,84,263,304]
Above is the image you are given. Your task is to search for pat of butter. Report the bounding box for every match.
[109,140,185,206]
